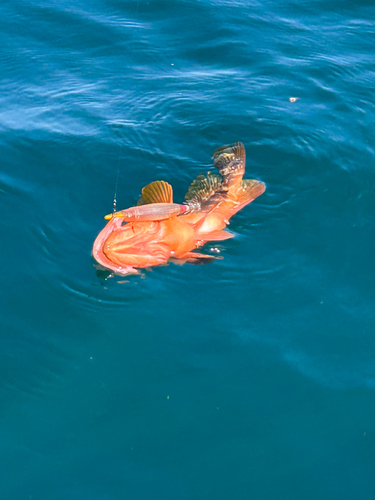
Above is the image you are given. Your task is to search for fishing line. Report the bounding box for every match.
[112,128,123,213]
[113,161,120,213]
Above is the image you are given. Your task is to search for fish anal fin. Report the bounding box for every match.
[137,181,173,206]
[200,229,234,241]
[171,252,221,265]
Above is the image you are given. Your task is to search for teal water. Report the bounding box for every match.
[1,1,375,498]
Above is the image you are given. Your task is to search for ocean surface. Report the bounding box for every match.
[1,1,375,498]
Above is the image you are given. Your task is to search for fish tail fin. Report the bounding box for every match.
[233,179,266,209]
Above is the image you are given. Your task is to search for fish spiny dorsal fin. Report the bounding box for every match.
[137,180,173,206]
[212,142,246,186]
[184,172,223,208]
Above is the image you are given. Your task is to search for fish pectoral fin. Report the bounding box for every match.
[137,181,173,205]
[199,229,235,241]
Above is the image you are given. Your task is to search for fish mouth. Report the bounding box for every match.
[92,217,124,269]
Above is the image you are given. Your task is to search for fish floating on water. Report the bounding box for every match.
[93,142,265,275]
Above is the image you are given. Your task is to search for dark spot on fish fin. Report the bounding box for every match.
[137,181,173,205]
[212,142,246,182]
[184,172,223,208]
[234,179,266,206]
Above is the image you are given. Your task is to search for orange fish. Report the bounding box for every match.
[93,142,265,275]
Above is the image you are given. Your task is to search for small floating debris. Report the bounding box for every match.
[289,97,299,103]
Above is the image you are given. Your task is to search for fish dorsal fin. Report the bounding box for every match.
[212,142,246,182]
[137,181,173,205]
[184,172,223,207]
